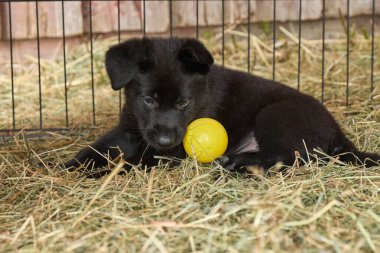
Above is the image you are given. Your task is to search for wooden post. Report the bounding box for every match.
[1,2,83,40]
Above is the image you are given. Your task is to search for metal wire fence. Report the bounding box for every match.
[0,0,378,134]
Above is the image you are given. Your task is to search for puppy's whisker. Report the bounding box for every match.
[140,144,150,163]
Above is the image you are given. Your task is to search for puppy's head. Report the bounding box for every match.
[105,37,214,150]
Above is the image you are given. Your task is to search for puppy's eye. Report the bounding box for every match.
[176,99,190,109]
[143,97,156,107]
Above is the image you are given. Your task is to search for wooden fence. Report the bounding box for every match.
[1,0,379,40]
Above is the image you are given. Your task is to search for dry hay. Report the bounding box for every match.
[0,24,379,252]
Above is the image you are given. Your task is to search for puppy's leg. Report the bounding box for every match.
[64,127,142,171]
[217,97,336,173]
[217,151,294,173]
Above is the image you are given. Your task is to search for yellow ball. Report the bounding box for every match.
[183,118,228,163]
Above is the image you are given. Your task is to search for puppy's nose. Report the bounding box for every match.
[158,135,175,147]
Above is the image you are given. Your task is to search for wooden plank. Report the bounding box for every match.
[2,2,35,39]
[1,2,82,40]
[301,0,324,21]
[171,0,224,28]
[225,0,256,24]
[145,0,169,33]
[325,0,380,17]
[254,0,380,22]
[172,1,197,27]
[202,0,223,26]
[120,0,143,32]
[173,0,380,26]
[172,0,256,27]
[82,0,168,34]
[0,3,3,38]
[1,0,380,39]
[255,0,322,22]
[62,2,84,37]
[82,1,141,34]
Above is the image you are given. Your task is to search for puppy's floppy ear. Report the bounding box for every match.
[178,39,214,75]
[105,38,152,90]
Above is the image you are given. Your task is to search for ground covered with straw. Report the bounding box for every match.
[1,24,380,252]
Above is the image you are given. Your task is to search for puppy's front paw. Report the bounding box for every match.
[215,155,229,166]
[63,159,82,171]
[215,155,243,172]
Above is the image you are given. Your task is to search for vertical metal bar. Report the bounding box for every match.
[346,0,350,107]
[222,0,225,66]
[89,0,96,125]
[321,0,326,104]
[370,0,376,101]
[117,0,121,43]
[272,0,276,81]
[196,0,199,39]
[36,1,43,129]
[117,0,122,115]
[169,0,173,37]
[297,0,302,91]
[62,1,68,128]
[143,0,146,35]
[8,1,15,130]
[247,0,251,73]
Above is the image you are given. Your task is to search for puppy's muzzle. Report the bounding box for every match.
[157,135,176,147]
[149,126,180,149]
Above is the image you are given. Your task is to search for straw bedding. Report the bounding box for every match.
[0,25,379,252]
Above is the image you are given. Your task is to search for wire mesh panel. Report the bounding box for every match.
[321,0,326,103]
[272,0,276,81]
[0,0,378,135]
[371,0,377,101]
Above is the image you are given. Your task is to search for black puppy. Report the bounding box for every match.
[65,37,379,174]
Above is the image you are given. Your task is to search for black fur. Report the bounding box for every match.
[64,37,379,175]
